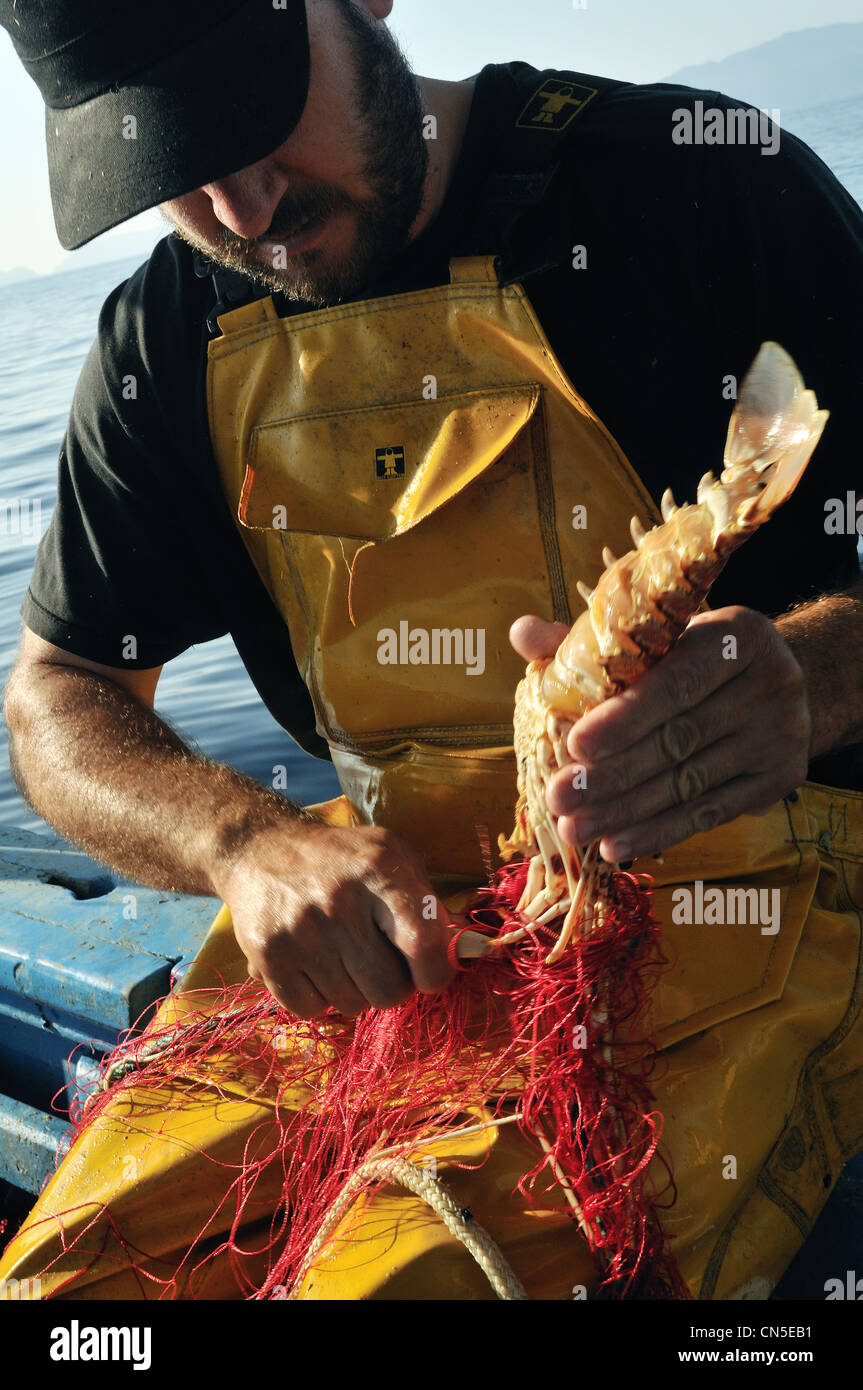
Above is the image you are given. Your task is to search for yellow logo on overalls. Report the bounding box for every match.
[375,445,405,479]
[516,79,598,131]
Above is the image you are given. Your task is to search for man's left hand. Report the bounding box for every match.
[510,606,812,863]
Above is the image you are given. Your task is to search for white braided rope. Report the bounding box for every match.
[289,1155,529,1301]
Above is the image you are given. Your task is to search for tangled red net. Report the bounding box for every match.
[49,860,688,1301]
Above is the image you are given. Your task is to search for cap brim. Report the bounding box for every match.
[45,0,311,250]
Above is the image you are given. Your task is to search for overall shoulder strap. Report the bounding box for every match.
[461,65,632,282]
[194,253,260,337]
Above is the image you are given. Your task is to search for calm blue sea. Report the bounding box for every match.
[0,93,861,833]
[0,266,342,829]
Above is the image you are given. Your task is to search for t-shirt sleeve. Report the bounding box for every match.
[22,237,230,669]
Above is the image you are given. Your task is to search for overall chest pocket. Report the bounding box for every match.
[238,386,574,742]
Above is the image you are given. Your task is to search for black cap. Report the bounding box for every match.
[1,0,311,250]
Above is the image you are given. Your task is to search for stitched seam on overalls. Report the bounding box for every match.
[275,530,334,740]
[755,1170,811,1237]
[823,1061,863,1154]
[251,384,539,434]
[698,1193,747,1300]
[210,283,517,360]
[782,794,805,888]
[807,852,863,1066]
[331,727,515,748]
[784,838,863,864]
[699,1163,811,1299]
[748,1075,830,1256]
[530,400,571,625]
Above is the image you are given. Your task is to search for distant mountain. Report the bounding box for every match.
[0,222,164,285]
[665,21,863,115]
[57,223,164,274]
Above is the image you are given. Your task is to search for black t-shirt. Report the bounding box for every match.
[23,62,863,785]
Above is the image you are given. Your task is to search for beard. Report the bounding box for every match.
[170,2,429,306]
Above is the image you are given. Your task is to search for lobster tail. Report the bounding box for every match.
[543,341,829,718]
[722,341,829,531]
[514,340,827,895]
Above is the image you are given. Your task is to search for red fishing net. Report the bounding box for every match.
[52,861,688,1300]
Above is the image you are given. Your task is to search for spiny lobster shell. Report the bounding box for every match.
[503,342,829,907]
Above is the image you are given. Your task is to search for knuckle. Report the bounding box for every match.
[659,713,700,764]
[671,663,703,711]
[734,605,765,642]
[401,923,440,961]
[285,910,324,951]
[691,800,723,835]
[671,759,709,804]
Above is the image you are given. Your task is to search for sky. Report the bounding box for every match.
[1,0,862,273]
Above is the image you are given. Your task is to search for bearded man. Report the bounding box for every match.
[2,0,863,1300]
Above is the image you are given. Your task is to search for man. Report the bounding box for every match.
[2,0,863,1299]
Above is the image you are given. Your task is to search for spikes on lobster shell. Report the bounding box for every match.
[500,342,828,962]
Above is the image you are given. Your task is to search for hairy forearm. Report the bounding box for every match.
[776,575,863,760]
[5,662,312,895]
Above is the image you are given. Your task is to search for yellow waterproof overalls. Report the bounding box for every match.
[2,72,862,1301]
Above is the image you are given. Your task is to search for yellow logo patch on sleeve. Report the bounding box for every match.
[516,79,599,132]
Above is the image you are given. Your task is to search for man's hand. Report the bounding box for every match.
[510,607,811,863]
[6,630,454,1022]
[213,823,454,1018]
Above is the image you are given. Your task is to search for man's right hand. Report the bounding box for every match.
[212,823,454,1018]
[7,630,453,1020]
